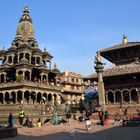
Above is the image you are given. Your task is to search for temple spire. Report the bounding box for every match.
[16,5,34,40]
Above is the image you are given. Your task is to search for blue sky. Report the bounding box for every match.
[0,0,140,76]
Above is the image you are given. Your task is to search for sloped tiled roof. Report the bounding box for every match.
[87,63,140,79]
[99,42,140,53]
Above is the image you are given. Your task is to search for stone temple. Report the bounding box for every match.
[0,6,63,122]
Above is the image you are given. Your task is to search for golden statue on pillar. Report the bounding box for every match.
[95,51,101,64]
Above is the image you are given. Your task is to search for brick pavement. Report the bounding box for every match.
[1,121,140,140]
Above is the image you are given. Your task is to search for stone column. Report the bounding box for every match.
[94,52,106,111]
[3,94,5,104]
[113,93,116,105]
[0,74,1,83]
[22,92,24,104]
[105,93,109,105]
[29,54,31,63]
[35,57,37,65]
[51,94,54,105]
[17,54,19,63]
[121,92,123,105]
[15,92,17,104]
[137,91,139,104]
[23,71,25,80]
[129,92,132,104]
[57,95,61,105]
[4,73,6,83]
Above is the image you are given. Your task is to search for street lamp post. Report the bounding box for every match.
[94,52,106,112]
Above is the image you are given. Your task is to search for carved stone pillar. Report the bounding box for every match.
[4,74,6,83]
[35,57,37,65]
[129,92,132,104]
[121,92,123,105]
[29,54,31,63]
[17,53,20,63]
[113,93,116,105]
[51,94,54,105]
[105,93,108,105]
[3,94,5,104]
[15,92,17,104]
[57,95,61,105]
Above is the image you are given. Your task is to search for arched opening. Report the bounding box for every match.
[14,54,17,64]
[25,71,30,81]
[43,75,47,83]
[36,57,40,65]
[0,93,3,104]
[5,92,10,104]
[46,61,50,69]
[115,91,122,104]
[131,89,138,104]
[24,91,30,104]
[31,91,36,104]
[19,53,24,61]
[31,68,41,82]
[11,91,16,104]
[1,74,4,83]
[48,94,52,102]
[6,67,16,82]
[18,70,23,75]
[43,60,46,66]
[17,91,22,103]
[8,56,12,64]
[123,90,129,104]
[37,92,41,104]
[25,53,30,62]
[31,57,35,64]
[108,91,114,105]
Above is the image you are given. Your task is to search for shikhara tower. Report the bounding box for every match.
[0,6,62,121]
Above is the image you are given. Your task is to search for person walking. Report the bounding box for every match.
[85,110,91,131]
[66,111,71,125]
[19,109,25,126]
[7,112,14,128]
[54,111,58,125]
[104,111,109,126]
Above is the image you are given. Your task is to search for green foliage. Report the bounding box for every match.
[16,74,23,81]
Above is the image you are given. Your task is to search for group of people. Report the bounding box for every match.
[98,110,110,126]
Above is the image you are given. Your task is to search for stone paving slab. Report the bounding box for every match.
[1,122,140,140]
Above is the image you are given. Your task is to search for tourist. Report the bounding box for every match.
[124,106,129,116]
[104,111,109,126]
[23,117,33,128]
[99,111,105,126]
[19,109,25,126]
[66,111,71,125]
[54,112,58,125]
[85,110,91,131]
[37,118,42,127]
[7,112,14,128]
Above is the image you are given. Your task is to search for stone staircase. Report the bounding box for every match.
[0,104,46,124]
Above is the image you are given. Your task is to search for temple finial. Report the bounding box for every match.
[54,63,58,70]
[122,35,128,44]
[44,46,46,52]
[24,5,29,14]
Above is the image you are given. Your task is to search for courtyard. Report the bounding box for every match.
[1,120,140,140]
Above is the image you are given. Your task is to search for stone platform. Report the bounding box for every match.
[0,127,17,139]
